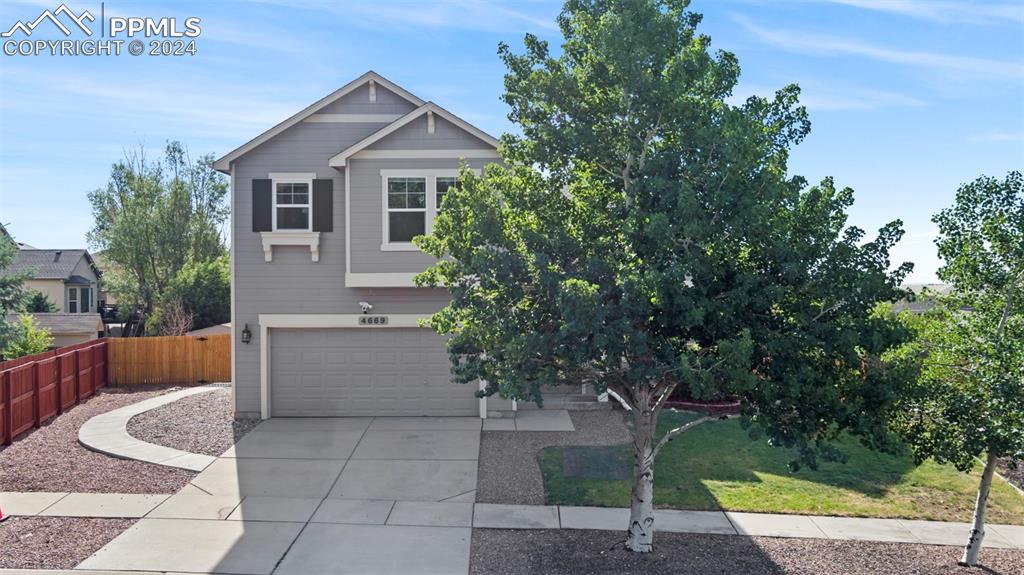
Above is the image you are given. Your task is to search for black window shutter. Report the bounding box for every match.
[312,179,333,232]
[252,179,272,232]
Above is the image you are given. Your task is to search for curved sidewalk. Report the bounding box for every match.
[78,386,220,472]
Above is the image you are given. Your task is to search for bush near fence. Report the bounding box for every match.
[0,339,108,445]
[0,334,231,445]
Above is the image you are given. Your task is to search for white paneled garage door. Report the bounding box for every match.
[270,327,478,417]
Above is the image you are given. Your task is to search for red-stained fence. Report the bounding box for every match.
[0,339,107,445]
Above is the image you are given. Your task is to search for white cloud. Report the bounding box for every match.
[733,82,926,111]
[823,0,1024,26]
[968,131,1024,142]
[733,15,1024,80]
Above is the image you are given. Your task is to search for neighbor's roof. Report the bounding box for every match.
[187,322,231,337]
[6,313,103,335]
[214,71,426,173]
[5,249,100,280]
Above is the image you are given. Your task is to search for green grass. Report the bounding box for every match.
[539,411,1024,523]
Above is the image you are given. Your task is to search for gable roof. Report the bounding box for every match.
[213,71,425,173]
[6,249,99,280]
[328,102,500,167]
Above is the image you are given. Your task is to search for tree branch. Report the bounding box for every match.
[652,415,714,459]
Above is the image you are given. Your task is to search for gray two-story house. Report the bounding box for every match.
[215,72,506,419]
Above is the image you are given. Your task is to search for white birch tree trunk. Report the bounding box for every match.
[960,452,998,566]
[626,408,656,552]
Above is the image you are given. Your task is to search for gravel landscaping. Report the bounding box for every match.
[997,458,1024,492]
[0,516,135,570]
[477,410,631,505]
[470,529,1024,575]
[127,387,260,457]
[0,386,195,493]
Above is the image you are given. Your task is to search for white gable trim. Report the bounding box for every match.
[328,102,500,168]
[214,71,424,172]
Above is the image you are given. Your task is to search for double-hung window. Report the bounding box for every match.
[435,177,457,212]
[273,178,312,231]
[68,286,91,313]
[386,177,427,243]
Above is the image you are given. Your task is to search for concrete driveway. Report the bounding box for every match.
[78,416,481,575]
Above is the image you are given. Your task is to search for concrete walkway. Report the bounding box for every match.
[77,386,220,471]
[4,490,1022,551]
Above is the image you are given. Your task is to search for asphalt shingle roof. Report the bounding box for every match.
[5,249,90,280]
[6,313,103,335]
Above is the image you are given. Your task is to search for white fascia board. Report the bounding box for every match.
[344,272,420,287]
[328,102,500,167]
[259,314,428,328]
[214,71,425,173]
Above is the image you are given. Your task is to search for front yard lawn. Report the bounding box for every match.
[539,411,1024,524]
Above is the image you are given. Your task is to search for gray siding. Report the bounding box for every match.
[368,115,492,150]
[348,157,491,273]
[231,83,498,417]
[320,84,417,115]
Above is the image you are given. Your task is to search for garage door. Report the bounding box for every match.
[270,328,478,417]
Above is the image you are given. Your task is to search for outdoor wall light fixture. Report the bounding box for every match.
[241,324,252,344]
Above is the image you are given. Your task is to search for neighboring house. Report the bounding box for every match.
[90,251,118,308]
[187,322,231,337]
[216,71,521,419]
[5,313,104,348]
[7,249,101,314]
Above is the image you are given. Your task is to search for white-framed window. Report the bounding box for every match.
[270,173,314,231]
[68,286,91,313]
[386,176,427,244]
[380,169,476,251]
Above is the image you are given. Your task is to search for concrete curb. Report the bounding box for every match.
[77,386,220,471]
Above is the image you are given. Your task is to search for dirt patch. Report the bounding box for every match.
[0,386,195,493]
[0,516,135,570]
[470,529,1024,575]
[127,387,260,457]
[997,458,1024,492]
[477,410,631,505]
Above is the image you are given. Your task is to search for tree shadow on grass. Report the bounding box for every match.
[540,410,918,514]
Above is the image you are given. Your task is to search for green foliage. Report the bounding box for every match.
[892,172,1024,471]
[2,314,54,359]
[87,141,228,318]
[23,289,58,313]
[0,239,31,349]
[155,255,230,333]
[417,0,912,469]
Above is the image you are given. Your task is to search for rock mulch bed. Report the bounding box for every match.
[470,529,1024,575]
[477,410,631,505]
[0,516,135,570]
[0,387,195,494]
[127,387,260,457]
[997,458,1023,492]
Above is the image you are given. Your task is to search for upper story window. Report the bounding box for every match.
[68,286,91,314]
[274,179,312,231]
[380,169,477,251]
[386,177,427,243]
[436,177,457,211]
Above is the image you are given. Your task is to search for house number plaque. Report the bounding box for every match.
[359,316,389,326]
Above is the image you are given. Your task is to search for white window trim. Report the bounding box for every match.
[67,285,92,314]
[270,172,315,232]
[379,168,479,251]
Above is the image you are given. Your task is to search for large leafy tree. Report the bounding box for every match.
[0,237,30,352]
[417,0,912,552]
[892,172,1023,566]
[88,141,228,327]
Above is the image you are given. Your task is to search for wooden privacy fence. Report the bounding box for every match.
[107,334,231,386]
[1,339,107,445]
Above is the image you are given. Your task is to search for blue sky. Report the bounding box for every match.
[1,0,1022,283]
